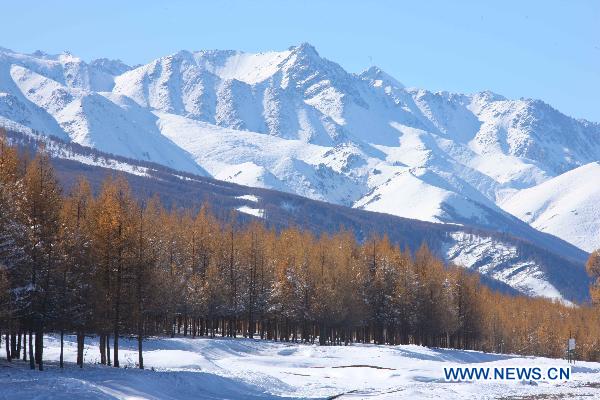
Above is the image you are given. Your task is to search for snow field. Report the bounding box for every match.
[1,335,599,399]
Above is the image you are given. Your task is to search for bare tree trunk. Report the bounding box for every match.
[34,331,41,365]
[36,330,43,371]
[59,330,64,368]
[319,323,327,346]
[22,332,27,361]
[16,332,21,357]
[99,334,106,365]
[10,332,16,357]
[113,331,119,368]
[28,331,34,369]
[5,332,11,361]
[138,333,144,369]
[106,334,111,366]
[77,332,84,367]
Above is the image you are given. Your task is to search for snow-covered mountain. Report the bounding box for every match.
[0,48,203,173]
[501,162,600,252]
[1,44,599,255]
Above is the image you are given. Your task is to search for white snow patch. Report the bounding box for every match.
[197,50,292,84]
[237,206,265,218]
[236,194,259,202]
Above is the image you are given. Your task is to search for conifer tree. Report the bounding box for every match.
[59,177,94,367]
[22,150,62,370]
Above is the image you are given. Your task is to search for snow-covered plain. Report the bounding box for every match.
[1,335,599,399]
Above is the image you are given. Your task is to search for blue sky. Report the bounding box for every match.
[2,0,598,121]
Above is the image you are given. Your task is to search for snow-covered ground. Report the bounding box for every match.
[1,335,599,399]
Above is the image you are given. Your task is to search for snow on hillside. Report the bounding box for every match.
[155,111,368,204]
[195,49,293,84]
[355,166,496,224]
[236,194,260,202]
[2,335,599,399]
[501,162,600,252]
[112,44,600,249]
[0,49,203,174]
[237,205,265,218]
[444,232,566,301]
[0,47,130,92]
[1,44,599,259]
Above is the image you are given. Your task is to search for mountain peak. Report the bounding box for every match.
[360,65,404,89]
[287,42,323,64]
[472,90,506,102]
[58,50,80,62]
[90,58,132,76]
[290,42,319,55]
[0,46,15,54]
[31,49,49,57]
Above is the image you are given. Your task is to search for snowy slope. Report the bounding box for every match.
[445,232,566,301]
[2,335,599,399]
[501,162,600,252]
[1,44,599,256]
[110,44,600,243]
[0,48,203,174]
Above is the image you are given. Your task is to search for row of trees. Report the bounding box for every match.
[1,132,600,371]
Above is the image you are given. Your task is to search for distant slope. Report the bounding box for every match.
[3,127,590,302]
[501,162,600,252]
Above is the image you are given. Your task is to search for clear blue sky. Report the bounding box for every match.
[2,0,598,121]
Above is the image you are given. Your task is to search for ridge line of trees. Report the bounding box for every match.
[1,130,599,371]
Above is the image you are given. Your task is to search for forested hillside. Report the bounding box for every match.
[3,126,591,303]
[1,132,600,373]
